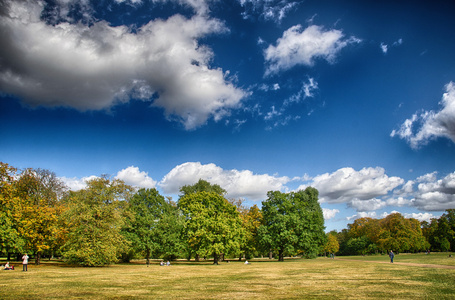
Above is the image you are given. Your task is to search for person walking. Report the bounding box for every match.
[389,250,394,263]
[22,253,29,271]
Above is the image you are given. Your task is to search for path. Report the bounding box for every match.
[336,258,455,269]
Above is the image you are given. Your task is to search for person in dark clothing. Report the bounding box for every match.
[389,250,394,263]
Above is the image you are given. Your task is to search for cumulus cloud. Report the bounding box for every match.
[159,162,290,200]
[0,0,247,130]
[115,166,157,189]
[391,81,455,148]
[349,198,387,212]
[413,171,455,211]
[322,208,339,220]
[305,167,404,204]
[401,212,437,223]
[264,25,360,75]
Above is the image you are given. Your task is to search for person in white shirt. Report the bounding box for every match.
[22,253,29,271]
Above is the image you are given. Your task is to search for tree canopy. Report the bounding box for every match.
[259,187,326,261]
[179,191,245,264]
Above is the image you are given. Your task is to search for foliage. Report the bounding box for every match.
[124,188,185,263]
[259,187,326,261]
[179,179,226,198]
[324,232,339,255]
[239,204,263,259]
[13,167,67,264]
[62,177,134,266]
[337,213,430,255]
[0,163,25,255]
[179,191,245,264]
[424,210,455,252]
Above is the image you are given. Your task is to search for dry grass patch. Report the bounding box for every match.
[1,256,454,299]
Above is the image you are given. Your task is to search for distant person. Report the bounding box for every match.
[244,260,250,265]
[4,262,12,270]
[22,253,29,271]
[389,250,394,263]
[166,261,170,266]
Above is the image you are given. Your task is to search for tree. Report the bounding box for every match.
[258,188,326,261]
[125,188,184,264]
[179,191,245,264]
[347,217,380,254]
[179,179,226,198]
[378,213,427,253]
[14,168,67,264]
[62,177,133,266]
[324,232,339,256]
[239,204,263,259]
[0,163,25,258]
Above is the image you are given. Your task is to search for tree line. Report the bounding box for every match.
[324,210,455,256]
[0,162,326,266]
[2,162,452,266]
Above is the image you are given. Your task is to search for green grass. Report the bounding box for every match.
[1,254,454,299]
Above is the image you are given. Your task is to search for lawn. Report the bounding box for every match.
[1,254,454,299]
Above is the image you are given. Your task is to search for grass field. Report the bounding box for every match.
[1,253,454,299]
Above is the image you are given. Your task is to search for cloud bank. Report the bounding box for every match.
[159,162,291,200]
[0,0,247,130]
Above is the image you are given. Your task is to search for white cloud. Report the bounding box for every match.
[61,175,99,191]
[305,167,404,204]
[391,81,455,148]
[347,211,378,221]
[349,198,387,212]
[386,196,411,207]
[159,162,290,201]
[239,0,299,23]
[401,212,436,223]
[285,77,318,105]
[115,166,157,189]
[0,0,247,130]
[264,25,360,75]
[413,172,455,211]
[380,38,402,55]
[322,208,339,220]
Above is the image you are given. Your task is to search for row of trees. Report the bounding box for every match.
[0,162,326,266]
[325,210,455,256]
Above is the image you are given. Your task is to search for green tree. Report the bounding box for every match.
[62,177,133,266]
[258,188,326,261]
[125,188,184,264]
[179,179,226,198]
[179,191,245,264]
[0,163,25,258]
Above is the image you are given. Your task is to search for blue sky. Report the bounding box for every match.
[1,0,455,232]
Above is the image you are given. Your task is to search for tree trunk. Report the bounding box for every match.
[278,249,284,262]
[269,250,273,259]
[35,252,41,265]
[213,252,219,265]
[146,249,151,266]
[195,253,200,262]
